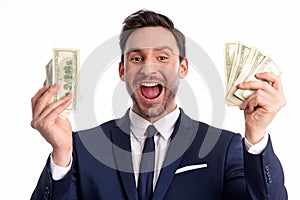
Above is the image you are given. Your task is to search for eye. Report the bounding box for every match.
[158,56,168,61]
[130,56,143,63]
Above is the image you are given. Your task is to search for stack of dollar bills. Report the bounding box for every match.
[45,48,80,118]
[225,42,281,106]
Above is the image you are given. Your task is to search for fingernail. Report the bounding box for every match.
[239,103,246,109]
[255,73,261,77]
[64,93,72,99]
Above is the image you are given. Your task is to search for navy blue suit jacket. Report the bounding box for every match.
[31,109,287,199]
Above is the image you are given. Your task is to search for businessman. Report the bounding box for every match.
[30,9,287,199]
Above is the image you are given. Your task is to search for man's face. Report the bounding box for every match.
[119,27,188,122]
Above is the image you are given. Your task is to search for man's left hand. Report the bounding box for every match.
[238,72,286,144]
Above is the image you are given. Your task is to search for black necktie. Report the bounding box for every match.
[137,125,156,200]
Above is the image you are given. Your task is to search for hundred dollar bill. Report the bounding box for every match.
[234,56,281,101]
[225,47,265,105]
[45,59,53,86]
[45,48,80,117]
[224,42,281,106]
[224,43,238,91]
[225,43,251,105]
[227,43,251,96]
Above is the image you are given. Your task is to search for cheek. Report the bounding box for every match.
[123,67,138,81]
[160,65,180,80]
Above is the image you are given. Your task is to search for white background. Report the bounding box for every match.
[1,0,299,199]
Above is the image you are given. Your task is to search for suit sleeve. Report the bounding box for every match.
[243,135,288,199]
[30,154,78,200]
[222,134,247,200]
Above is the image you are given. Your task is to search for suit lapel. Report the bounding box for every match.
[111,110,138,200]
[153,110,198,200]
[110,109,198,200]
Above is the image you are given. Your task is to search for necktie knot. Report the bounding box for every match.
[145,125,156,138]
[142,125,156,154]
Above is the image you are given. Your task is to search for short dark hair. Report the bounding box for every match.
[119,9,186,64]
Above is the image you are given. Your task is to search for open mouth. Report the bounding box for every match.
[140,82,163,100]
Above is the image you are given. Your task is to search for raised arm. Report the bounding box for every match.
[238,72,286,144]
[31,84,75,199]
[31,83,73,166]
[238,72,287,199]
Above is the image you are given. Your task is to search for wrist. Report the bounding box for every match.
[52,147,72,167]
[245,126,266,145]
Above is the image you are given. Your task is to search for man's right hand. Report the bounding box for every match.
[31,83,73,167]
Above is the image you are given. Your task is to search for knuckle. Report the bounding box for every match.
[254,93,261,102]
[283,99,287,107]
[54,105,64,114]
[44,103,52,111]
[270,107,277,114]
[262,81,270,89]
[48,86,58,94]
[31,119,42,130]
[40,120,49,131]
[36,97,47,106]
[30,120,36,128]
[255,97,260,105]
[280,98,287,108]
[256,89,263,96]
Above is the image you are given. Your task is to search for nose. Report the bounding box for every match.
[139,64,157,76]
[139,57,158,76]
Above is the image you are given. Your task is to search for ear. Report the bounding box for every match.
[179,58,188,79]
[119,62,125,81]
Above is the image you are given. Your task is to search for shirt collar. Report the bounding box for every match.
[129,107,180,141]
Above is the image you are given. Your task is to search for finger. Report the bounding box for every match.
[39,93,72,119]
[238,80,276,95]
[239,89,272,111]
[31,85,50,116]
[32,83,60,118]
[42,95,73,122]
[247,94,272,113]
[240,92,256,111]
[241,95,261,113]
[255,72,282,90]
[31,95,72,130]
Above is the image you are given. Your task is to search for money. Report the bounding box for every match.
[225,42,281,106]
[45,48,80,118]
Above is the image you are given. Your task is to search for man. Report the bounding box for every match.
[30,10,287,199]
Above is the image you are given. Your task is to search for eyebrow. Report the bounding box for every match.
[125,46,174,54]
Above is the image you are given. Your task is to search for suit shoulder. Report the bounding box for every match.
[72,119,117,140]
[76,119,116,133]
[181,111,240,140]
[195,120,242,141]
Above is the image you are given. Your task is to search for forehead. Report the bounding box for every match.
[124,27,179,54]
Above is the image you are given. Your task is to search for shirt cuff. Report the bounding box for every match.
[244,133,269,154]
[50,153,72,180]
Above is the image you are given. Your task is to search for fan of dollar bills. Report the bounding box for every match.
[45,48,80,118]
[224,42,282,106]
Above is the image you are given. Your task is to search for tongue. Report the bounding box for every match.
[141,86,160,99]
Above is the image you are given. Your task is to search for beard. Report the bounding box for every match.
[125,77,179,120]
[131,88,177,119]
[124,68,180,120]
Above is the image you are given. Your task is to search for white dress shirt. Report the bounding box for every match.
[50,107,269,184]
[129,107,180,188]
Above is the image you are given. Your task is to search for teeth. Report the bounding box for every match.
[141,83,159,87]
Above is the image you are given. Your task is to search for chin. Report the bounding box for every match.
[130,85,177,120]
